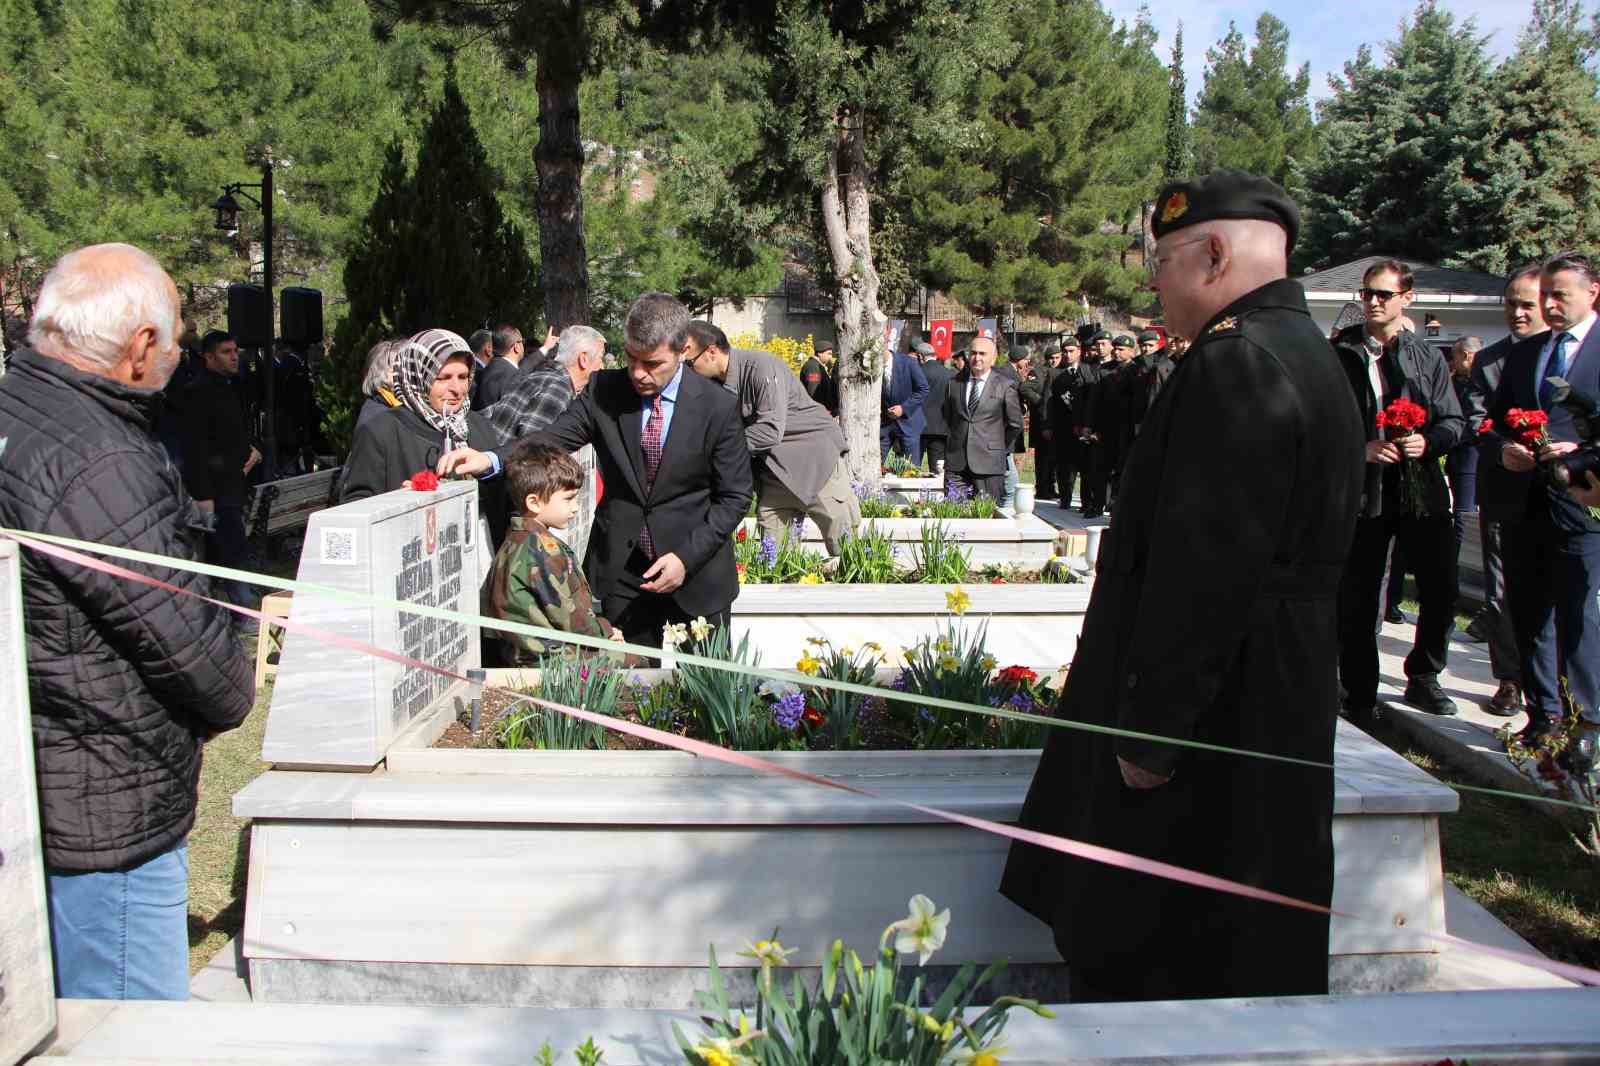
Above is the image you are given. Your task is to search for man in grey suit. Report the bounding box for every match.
[1466,264,1545,717]
[943,334,1023,502]
[684,321,861,554]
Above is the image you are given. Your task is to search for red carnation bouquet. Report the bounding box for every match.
[1375,397,1431,516]
[1503,408,1552,451]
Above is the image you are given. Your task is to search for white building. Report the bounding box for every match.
[1300,256,1509,353]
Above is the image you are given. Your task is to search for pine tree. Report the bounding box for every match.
[1164,22,1191,181]
[1299,2,1498,268]
[1191,14,1316,191]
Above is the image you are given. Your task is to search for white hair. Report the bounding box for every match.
[28,243,178,369]
[555,324,605,367]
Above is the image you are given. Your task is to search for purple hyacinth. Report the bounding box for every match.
[944,481,971,503]
[760,536,778,565]
[891,671,909,692]
[1008,691,1035,712]
[774,690,805,730]
[852,480,870,500]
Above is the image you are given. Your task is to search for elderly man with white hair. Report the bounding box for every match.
[1002,172,1366,1003]
[0,243,253,1000]
[486,324,606,442]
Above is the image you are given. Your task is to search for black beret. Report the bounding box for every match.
[814,339,835,352]
[1136,330,1162,344]
[1112,335,1135,349]
[1151,169,1299,251]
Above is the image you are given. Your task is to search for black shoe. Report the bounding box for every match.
[1557,729,1597,777]
[1343,704,1381,730]
[1384,606,1406,625]
[1403,679,1457,716]
[1483,680,1523,718]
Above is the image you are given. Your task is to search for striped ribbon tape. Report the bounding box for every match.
[4,527,1599,989]
[4,526,1594,818]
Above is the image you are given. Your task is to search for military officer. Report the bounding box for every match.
[1000,170,1365,1003]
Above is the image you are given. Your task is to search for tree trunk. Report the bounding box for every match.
[535,47,590,329]
[821,111,887,489]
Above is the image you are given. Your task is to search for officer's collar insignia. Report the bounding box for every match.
[1160,191,1189,222]
[1207,316,1239,334]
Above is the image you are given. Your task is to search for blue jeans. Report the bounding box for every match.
[47,843,190,1000]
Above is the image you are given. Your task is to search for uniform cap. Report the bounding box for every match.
[1112,335,1135,349]
[1151,169,1299,252]
[1136,329,1162,344]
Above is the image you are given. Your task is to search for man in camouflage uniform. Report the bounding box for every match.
[483,441,616,665]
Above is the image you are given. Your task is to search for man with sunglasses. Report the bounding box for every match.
[1331,260,1467,724]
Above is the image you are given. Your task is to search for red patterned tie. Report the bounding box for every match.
[639,395,664,557]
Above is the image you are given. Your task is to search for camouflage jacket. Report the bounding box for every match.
[483,516,611,664]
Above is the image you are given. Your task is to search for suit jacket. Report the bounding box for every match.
[532,368,754,618]
[472,357,522,412]
[1483,325,1600,534]
[1469,336,1521,523]
[880,352,929,439]
[920,359,952,436]
[943,369,1023,476]
[726,348,845,505]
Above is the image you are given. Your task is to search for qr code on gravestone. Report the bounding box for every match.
[319,527,358,566]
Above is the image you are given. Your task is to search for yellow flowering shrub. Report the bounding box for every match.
[729,331,816,375]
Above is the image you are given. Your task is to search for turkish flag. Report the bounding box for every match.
[929,319,954,360]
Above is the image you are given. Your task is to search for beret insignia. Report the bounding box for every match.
[1160,191,1189,223]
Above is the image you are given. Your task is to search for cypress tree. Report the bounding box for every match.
[1191,14,1316,191]
[1164,22,1191,182]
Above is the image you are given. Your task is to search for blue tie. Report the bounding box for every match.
[1541,332,1573,409]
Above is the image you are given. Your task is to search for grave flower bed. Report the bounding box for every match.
[732,521,1079,586]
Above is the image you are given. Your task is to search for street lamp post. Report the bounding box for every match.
[211,159,276,479]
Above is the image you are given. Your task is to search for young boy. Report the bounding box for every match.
[484,440,615,665]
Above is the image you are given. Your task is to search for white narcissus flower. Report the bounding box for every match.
[662,622,688,649]
[890,894,951,965]
[690,616,713,642]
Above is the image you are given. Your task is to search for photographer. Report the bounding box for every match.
[1486,251,1600,777]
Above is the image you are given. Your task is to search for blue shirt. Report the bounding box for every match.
[642,362,685,447]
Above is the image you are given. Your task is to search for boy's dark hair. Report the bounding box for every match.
[1362,258,1414,292]
[506,440,585,509]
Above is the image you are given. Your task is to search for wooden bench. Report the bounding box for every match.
[245,468,341,552]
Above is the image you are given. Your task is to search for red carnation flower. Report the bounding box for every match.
[997,665,1039,688]
[990,576,1006,584]
[736,527,748,542]
[801,706,825,727]
[1476,418,1494,435]
[410,470,440,492]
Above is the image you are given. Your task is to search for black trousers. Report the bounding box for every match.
[1079,441,1109,513]
[1479,517,1522,683]
[1052,427,1081,507]
[613,594,730,661]
[1337,513,1459,709]
[1033,437,1056,499]
[920,434,947,472]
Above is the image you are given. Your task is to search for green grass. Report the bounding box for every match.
[186,661,273,974]
[1368,719,1600,970]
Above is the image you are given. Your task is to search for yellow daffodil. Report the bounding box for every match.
[980,655,997,672]
[806,636,828,646]
[956,1045,1009,1066]
[864,641,882,653]
[798,573,823,585]
[917,1012,957,1042]
[737,570,747,584]
[840,644,855,657]
[739,938,797,968]
[945,587,971,616]
[936,635,953,654]
[692,1033,763,1066]
[887,893,951,965]
[690,616,713,642]
[796,652,822,676]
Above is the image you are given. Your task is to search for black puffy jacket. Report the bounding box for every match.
[0,348,253,872]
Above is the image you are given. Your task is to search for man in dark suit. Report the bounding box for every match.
[879,342,929,464]
[471,325,527,411]
[1049,336,1090,508]
[1002,170,1364,1002]
[1466,265,1545,717]
[440,293,753,648]
[916,341,951,471]
[1484,251,1600,775]
[943,334,1022,501]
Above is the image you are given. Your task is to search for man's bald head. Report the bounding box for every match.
[1148,219,1289,342]
[29,243,182,389]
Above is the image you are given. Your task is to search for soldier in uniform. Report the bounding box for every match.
[1049,336,1090,508]
[483,440,617,665]
[1001,170,1365,1002]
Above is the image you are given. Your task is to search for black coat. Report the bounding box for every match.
[472,357,521,412]
[340,405,508,543]
[0,349,253,871]
[920,359,952,437]
[799,356,838,416]
[177,368,254,504]
[1047,360,1092,430]
[532,367,753,619]
[1001,279,1365,1001]
[1468,336,1521,523]
[1331,324,1466,519]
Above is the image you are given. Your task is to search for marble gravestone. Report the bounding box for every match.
[553,444,598,562]
[0,542,55,1066]
[262,482,484,769]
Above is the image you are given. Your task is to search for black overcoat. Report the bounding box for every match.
[1000,279,1364,1002]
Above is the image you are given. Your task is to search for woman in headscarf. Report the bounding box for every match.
[340,328,507,540]
[354,337,404,433]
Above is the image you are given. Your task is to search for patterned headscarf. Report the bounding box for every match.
[395,328,473,446]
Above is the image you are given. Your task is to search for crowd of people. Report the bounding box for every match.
[6,160,1599,1014]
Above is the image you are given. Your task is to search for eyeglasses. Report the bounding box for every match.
[1358,287,1409,303]
[1148,235,1211,275]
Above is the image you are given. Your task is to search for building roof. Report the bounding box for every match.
[1300,256,1505,299]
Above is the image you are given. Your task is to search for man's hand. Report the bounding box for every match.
[1117,755,1172,790]
[1539,440,1579,463]
[543,326,559,351]
[437,448,492,478]
[888,404,904,419]
[195,499,215,515]
[1570,470,1600,508]
[1395,433,1426,459]
[641,551,686,594]
[1502,441,1537,473]
[1366,440,1401,465]
[242,446,262,475]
